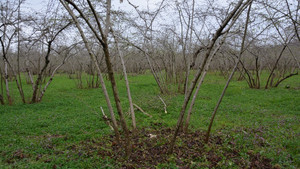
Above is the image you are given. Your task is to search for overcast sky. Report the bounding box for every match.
[24,0,230,13]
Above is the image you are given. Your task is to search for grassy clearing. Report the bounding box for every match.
[0,72,299,168]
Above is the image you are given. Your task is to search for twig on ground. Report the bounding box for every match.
[158,95,167,114]
[133,103,152,117]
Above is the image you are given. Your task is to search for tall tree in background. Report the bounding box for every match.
[30,7,71,103]
[0,0,26,104]
[126,0,168,94]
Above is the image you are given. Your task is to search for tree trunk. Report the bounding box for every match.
[87,0,131,156]
[265,45,287,89]
[274,72,298,87]
[205,1,252,143]
[60,0,121,144]
[112,30,136,131]
[31,22,70,103]
[0,94,4,105]
[31,48,50,103]
[255,56,260,89]
[4,61,12,105]
[26,68,34,89]
[103,43,132,156]
[38,54,70,102]
[17,0,25,104]
[1,36,25,104]
[184,39,225,133]
[0,70,4,105]
[168,0,246,154]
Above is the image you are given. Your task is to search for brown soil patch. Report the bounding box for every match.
[74,123,275,168]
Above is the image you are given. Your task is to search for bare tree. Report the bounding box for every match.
[168,0,251,154]
[38,45,76,102]
[206,1,252,143]
[175,0,195,96]
[0,0,26,104]
[263,2,298,89]
[30,21,71,103]
[60,0,133,156]
[183,36,225,133]
[231,0,300,90]
[125,0,168,94]
[183,2,250,132]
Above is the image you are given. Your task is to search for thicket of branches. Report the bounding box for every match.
[0,0,299,157]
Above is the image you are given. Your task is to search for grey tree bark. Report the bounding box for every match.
[31,23,71,103]
[111,29,136,131]
[38,48,75,102]
[183,5,247,132]
[59,0,121,144]
[168,0,249,154]
[4,60,12,105]
[127,0,167,94]
[183,39,225,133]
[205,1,253,143]
[62,0,132,156]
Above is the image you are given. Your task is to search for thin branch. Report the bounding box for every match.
[158,95,167,114]
[133,103,152,117]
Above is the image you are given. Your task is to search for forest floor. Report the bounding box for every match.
[0,72,299,168]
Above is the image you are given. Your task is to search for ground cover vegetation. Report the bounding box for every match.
[0,73,299,168]
[0,0,299,168]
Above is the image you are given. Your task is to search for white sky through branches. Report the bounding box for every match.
[24,0,229,13]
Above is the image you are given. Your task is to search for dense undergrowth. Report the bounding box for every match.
[0,72,299,168]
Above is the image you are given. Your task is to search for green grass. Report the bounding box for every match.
[0,72,299,168]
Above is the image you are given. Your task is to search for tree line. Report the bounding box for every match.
[0,0,299,156]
